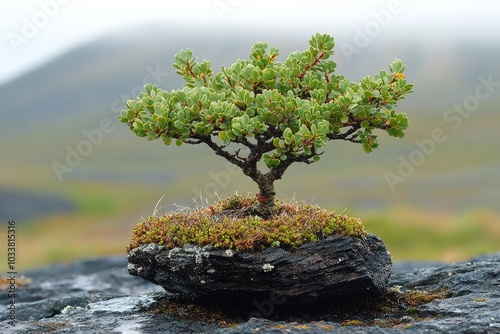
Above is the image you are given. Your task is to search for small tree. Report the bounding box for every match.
[119,33,413,216]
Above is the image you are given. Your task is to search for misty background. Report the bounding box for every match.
[1,0,499,269]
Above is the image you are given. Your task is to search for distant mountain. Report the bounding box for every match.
[0,26,224,134]
[2,24,499,137]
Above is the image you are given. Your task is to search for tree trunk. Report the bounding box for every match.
[255,174,276,218]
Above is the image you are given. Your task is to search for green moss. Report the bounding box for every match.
[35,321,71,332]
[341,320,365,326]
[149,298,237,327]
[0,275,32,290]
[127,194,366,252]
[327,286,450,328]
[405,306,419,314]
[402,287,450,307]
[373,286,450,314]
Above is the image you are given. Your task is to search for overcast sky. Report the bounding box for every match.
[1,0,499,84]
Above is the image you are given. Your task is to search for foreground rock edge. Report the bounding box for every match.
[1,253,499,333]
[127,233,392,306]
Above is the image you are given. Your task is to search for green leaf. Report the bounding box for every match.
[240,114,249,128]
[218,131,228,141]
[120,33,413,191]
[174,120,184,129]
[177,110,185,121]
[232,127,242,136]
[157,116,167,128]
[126,109,135,121]
[133,119,144,130]
[389,59,403,73]
[362,141,372,153]
[263,154,280,168]
[283,127,293,139]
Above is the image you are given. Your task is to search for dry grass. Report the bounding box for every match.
[127,194,366,252]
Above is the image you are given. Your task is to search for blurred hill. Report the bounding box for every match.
[1,24,499,204]
[0,24,499,267]
[2,25,500,132]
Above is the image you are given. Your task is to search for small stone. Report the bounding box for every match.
[262,263,274,272]
[61,305,72,314]
[401,315,414,323]
[195,253,203,264]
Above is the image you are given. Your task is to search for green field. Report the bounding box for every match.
[2,100,499,271]
[9,182,499,271]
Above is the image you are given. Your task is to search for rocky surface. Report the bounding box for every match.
[127,234,392,306]
[0,253,499,333]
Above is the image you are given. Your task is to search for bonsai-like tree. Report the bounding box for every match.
[119,33,413,216]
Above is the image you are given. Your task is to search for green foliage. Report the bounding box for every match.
[126,195,366,252]
[119,33,413,169]
[119,33,413,209]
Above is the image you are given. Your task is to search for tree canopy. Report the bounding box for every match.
[119,33,413,215]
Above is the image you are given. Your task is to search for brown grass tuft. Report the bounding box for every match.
[127,194,366,252]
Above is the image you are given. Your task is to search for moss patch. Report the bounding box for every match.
[334,286,451,328]
[0,275,32,290]
[31,321,71,333]
[127,195,366,252]
[148,298,238,328]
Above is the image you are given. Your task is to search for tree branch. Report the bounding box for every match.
[327,125,360,141]
[298,51,326,80]
[202,137,246,168]
[184,138,203,145]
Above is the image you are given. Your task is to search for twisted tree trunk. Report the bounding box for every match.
[255,173,276,218]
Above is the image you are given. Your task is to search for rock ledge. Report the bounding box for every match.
[1,253,499,333]
[127,234,392,306]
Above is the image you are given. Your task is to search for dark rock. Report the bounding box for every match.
[1,253,499,333]
[127,234,392,306]
[0,256,222,334]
